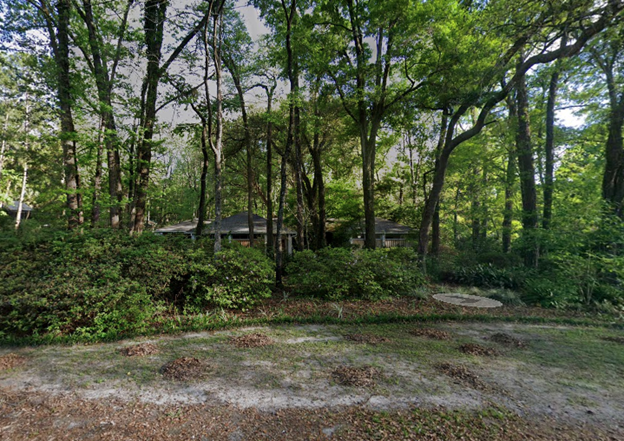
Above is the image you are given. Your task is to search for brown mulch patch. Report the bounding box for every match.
[119,343,160,357]
[409,328,452,340]
[0,353,26,371]
[602,336,624,345]
[344,333,390,345]
[160,357,206,381]
[489,333,527,348]
[436,362,488,391]
[459,343,499,356]
[229,333,273,348]
[332,365,381,387]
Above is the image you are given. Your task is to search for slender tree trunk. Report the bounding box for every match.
[543,69,559,229]
[294,85,305,251]
[56,0,83,229]
[212,7,224,252]
[311,146,326,249]
[431,201,440,255]
[502,150,516,253]
[516,67,539,267]
[276,0,297,284]
[80,0,124,228]
[196,124,209,237]
[130,0,166,234]
[15,163,28,230]
[0,113,8,183]
[265,88,275,257]
[601,65,624,217]
[91,122,103,226]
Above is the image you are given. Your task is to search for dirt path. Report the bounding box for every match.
[1,322,623,440]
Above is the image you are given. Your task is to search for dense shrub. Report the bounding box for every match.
[0,230,274,339]
[186,244,274,310]
[440,263,521,290]
[285,247,425,300]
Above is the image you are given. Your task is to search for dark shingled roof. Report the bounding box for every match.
[210,212,295,235]
[351,217,413,236]
[2,201,34,213]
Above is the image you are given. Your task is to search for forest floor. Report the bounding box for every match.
[1,299,624,441]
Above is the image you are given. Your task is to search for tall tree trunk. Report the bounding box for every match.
[601,68,624,217]
[56,0,83,229]
[502,96,517,253]
[91,121,103,226]
[79,0,126,228]
[130,0,166,234]
[276,0,297,284]
[294,83,305,251]
[196,124,209,237]
[516,67,539,267]
[502,150,516,253]
[265,87,275,257]
[223,56,255,246]
[212,4,224,252]
[543,69,559,229]
[431,201,440,255]
[0,113,8,183]
[15,163,28,230]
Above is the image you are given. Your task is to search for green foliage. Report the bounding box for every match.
[0,230,275,340]
[285,247,425,300]
[186,243,274,311]
[442,263,520,290]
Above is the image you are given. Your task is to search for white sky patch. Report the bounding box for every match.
[557,107,586,129]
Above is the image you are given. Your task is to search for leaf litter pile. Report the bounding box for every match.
[229,332,273,348]
[409,328,452,340]
[489,332,527,348]
[119,343,160,357]
[459,343,499,356]
[332,365,381,387]
[160,357,207,381]
[436,362,488,391]
[344,333,390,345]
[0,353,26,371]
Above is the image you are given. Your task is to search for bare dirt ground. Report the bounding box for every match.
[1,322,623,440]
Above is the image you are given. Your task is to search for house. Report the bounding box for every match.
[210,212,296,255]
[155,212,296,254]
[349,217,414,248]
[1,201,34,220]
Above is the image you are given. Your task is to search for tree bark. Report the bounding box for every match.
[56,0,83,229]
[91,120,103,226]
[601,65,624,217]
[543,68,559,229]
[265,85,275,257]
[15,163,28,230]
[79,0,124,228]
[223,54,255,246]
[212,4,224,252]
[130,0,166,234]
[515,67,539,267]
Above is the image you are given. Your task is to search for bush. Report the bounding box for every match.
[441,263,521,290]
[285,247,425,300]
[0,230,275,339]
[186,243,274,310]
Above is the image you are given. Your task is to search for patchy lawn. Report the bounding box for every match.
[1,321,623,440]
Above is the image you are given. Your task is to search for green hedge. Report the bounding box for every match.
[285,247,425,300]
[0,230,274,339]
